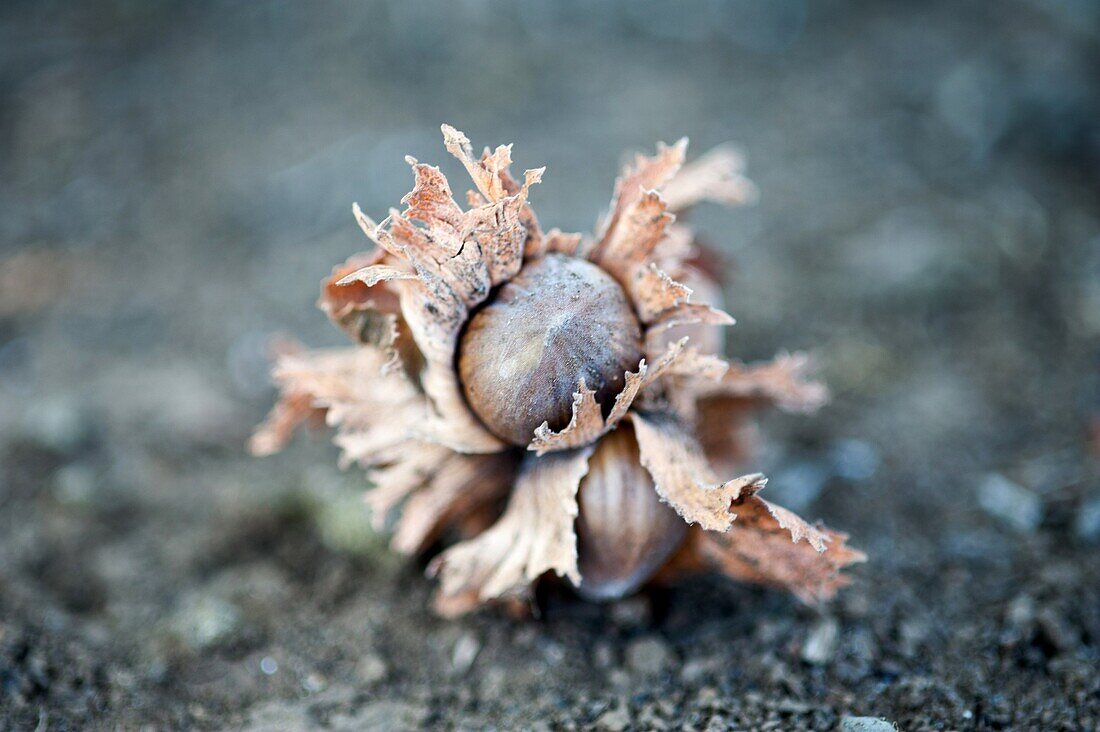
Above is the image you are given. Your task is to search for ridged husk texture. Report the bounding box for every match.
[251,125,864,616]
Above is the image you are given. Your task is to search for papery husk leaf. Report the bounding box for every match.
[631,262,693,323]
[442,124,512,203]
[248,345,425,467]
[365,442,455,524]
[662,348,730,381]
[643,304,735,359]
[661,143,757,212]
[402,157,465,230]
[650,223,698,275]
[336,264,417,288]
[528,339,691,455]
[319,250,406,359]
[248,391,325,457]
[584,142,728,334]
[694,491,866,603]
[390,451,518,555]
[695,351,828,414]
[594,138,687,249]
[428,446,595,616]
[542,228,584,256]
[628,411,767,531]
[497,164,547,257]
[592,189,674,290]
[342,126,549,453]
[645,262,727,357]
[694,396,761,478]
[413,352,504,453]
[528,380,602,455]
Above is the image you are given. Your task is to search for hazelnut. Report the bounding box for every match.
[253,125,864,618]
[457,253,643,446]
[575,424,687,600]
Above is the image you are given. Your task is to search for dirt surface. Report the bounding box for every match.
[2,1,1099,730]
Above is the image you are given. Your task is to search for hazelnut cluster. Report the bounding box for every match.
[251,126,863,616]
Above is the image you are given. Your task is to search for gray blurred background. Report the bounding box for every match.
[2,1,1098,729]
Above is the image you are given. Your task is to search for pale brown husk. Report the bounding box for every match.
[250,125,863,616]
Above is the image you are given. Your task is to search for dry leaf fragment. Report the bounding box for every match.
[390,451,518,554]
[594,138,688,250]
[698,351,829,413]
[247,391,324,457]
[644,303,736,358]
[529,339,692,455]
[631,262,694,323]
[428,446,595,615]
[592,189,675,293]
[696,491,867,603]
[250,345,427,468]
[629,411,767,532]
[661,143,758,212]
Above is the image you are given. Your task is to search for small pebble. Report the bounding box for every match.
[840,716,897,731]
[167,595,242,652]
[243,700,311,732]
[22,397,92,454]
[608,669,631,688]
[680,656,719,684]
[452,632,481,674]
[695,686,719,708]
[356,654,388,684]
[1075,496,1100,542]
[593,641,614,669]
[898,618,930,658]
[848,627,878,662]
[977,473,1042,533]
[595,705,631,732]
[1036,608,1080,654]
[625,636,674,676]
[609,596,651,628]
[541,639,565,665]
[802,617,839,665]
[302,672,326,693]
[331,700,428,730]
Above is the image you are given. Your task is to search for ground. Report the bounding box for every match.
[1,1,1098,730]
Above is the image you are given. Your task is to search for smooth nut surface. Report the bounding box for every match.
[576,425,687,600]
[457,253,643,446]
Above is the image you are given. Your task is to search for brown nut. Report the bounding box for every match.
[457,253,643,446]
[575,424,687,600]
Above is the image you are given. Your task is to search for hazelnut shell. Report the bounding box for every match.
[457,253,644,446]
[575,425,687,600]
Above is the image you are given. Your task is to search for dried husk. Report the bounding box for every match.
[428,446,595,616]
[693,487,867,603]
[251,126,863,617]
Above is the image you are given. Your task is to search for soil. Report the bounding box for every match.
[2,1,1098,730]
